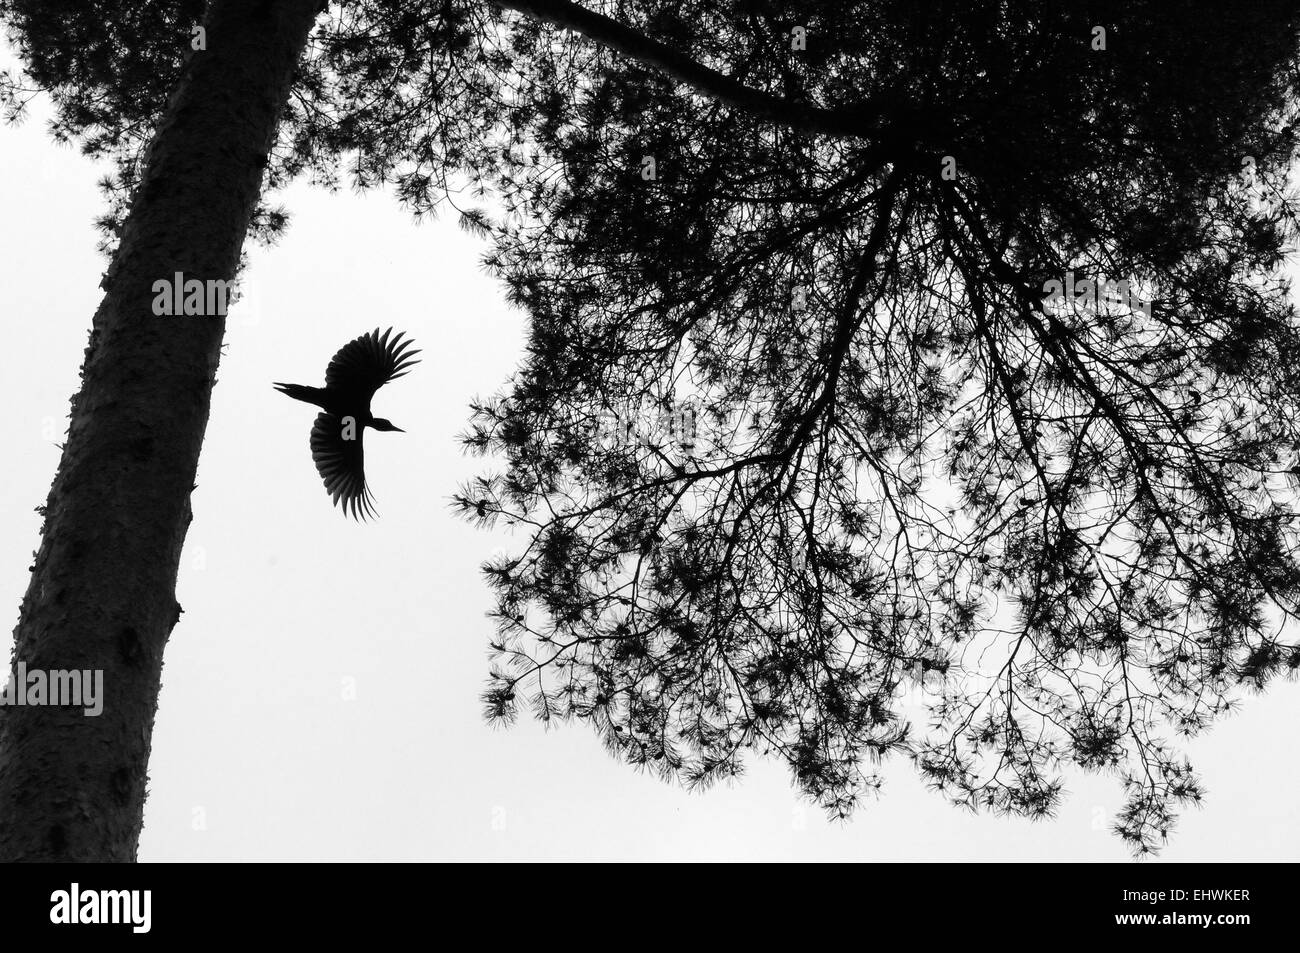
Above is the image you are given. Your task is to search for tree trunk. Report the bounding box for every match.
[0,0,321,862]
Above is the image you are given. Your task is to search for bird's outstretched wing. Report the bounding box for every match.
[324,327,421,402]
[310,412,377,520]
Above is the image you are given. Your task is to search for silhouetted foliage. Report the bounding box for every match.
[0,0,521,252]
[456,0,1300,854]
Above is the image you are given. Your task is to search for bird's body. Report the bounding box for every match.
[274,327,420,519]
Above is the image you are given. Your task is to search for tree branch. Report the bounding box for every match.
[494,0,895,139]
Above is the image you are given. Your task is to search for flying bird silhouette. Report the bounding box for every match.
[274,327,420,520]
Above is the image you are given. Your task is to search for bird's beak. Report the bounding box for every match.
[392,426,405,432]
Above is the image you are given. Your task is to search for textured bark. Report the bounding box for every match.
[0,0,321,861]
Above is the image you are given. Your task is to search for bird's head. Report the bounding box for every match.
[370,417,405,433]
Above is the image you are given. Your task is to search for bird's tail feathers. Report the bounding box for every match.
[273,382,329,408]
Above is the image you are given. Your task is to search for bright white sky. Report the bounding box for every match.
[2,44,1297,861]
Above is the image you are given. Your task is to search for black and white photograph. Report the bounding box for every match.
[0,0,1293,931]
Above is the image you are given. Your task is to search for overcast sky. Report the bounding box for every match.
[2,45,1297,861]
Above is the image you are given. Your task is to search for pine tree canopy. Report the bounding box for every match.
[454,0,1300,855]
